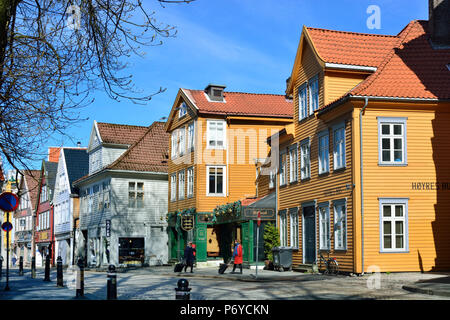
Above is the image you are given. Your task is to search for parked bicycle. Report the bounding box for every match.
[318,251,339,275]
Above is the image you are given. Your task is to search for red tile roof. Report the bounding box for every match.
[183,89,293,118]
[96,122,149,145]
[306,27,399,68]
[350,20,450,99]
[107,121,169,173]
[316,20,450,113]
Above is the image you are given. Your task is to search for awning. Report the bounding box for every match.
[242,192,276,221]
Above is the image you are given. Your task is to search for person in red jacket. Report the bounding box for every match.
[231,240,243,274]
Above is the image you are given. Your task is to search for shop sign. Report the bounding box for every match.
[106,220,111,237]
[242,208,275,221]
[181,215,194,231]
[40,231,48,240]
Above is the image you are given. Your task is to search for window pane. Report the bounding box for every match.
[137,183,143,191]
[129,182,135,190]
[393,124,402,135]
[383,205,391,217]
[382,124,390,135]
[394,151,403,162]
[382,151,391,162]
[384,236,392,249]
[395,205,403,217]
[384,221,391,235]
[394,138,402,150]
[395,221,403,234]
[382,138,390,150]
[136,193,144,208]
[216,174,223,194]
[209,175,215,194]
[396,235,404,249]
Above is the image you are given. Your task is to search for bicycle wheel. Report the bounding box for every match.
[328,259,339,275]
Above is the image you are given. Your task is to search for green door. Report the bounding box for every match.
[195,223,207,262]
[241,221,253,265]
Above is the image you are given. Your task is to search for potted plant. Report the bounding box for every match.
[263,222,280,270]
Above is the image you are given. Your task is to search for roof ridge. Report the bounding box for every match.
[185,88,287,97]
[306,26,398,38]
[96,122,148,128]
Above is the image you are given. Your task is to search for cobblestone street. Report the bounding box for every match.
[0,266,449,300]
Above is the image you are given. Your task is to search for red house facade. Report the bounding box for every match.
[34,160,58,267]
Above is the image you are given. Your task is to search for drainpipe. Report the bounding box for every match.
[359,97,369,275]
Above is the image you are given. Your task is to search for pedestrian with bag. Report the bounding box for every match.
[231,240,243,274]
[183,241,195,273]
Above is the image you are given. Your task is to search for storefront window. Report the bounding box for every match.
[118,237,145,264]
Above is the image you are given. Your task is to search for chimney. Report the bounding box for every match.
[77,141,81,147]
[204,84,226,102]
[429,0,450,48]
[48,147,61,163]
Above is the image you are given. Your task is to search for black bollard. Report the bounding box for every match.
[44,255,51,282]
[19,256,23,276]
[56,256,63,287]
[175,278,191,300]
[107,265,117,300]
[0,256,3,280]
[31,256,36,279]
[75,258,84,298]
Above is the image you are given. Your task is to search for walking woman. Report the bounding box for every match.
[231,240,243,274]
[183,241,195,273]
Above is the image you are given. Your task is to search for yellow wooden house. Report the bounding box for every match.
[165,84,292,264]
[271,14,450,273]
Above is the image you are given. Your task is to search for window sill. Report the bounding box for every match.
[289,179,298,185]
[206,194,226,197]
[279,184,287,188]
[318,171,329,177]
[380,250,409,254]
[334,248,347,252]
[378,163,408,167]
[333,166,346,173]
[300,176,311,182]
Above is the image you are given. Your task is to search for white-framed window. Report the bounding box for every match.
[171,130,178,159]
[318,131,329,174]
[187,167,194,198]
[207,165,226,196]
[379,198,408,252]
[207,120,226,149]
[170,173,177,202]
[279,151,287,186]
[178,170,185,200]
[289,145,298,183]
[40,185,48,203]
[269,168,276,189]
[179,126,186,156]
[279,210,288,247]
[319,203,330,250]
[309,75,319,115]
[333,124,346,170]
[298,83,308,121]
[179,102,187,118]
[378,118,407,165]
[187,122,195,152]
[289,208,299,249]
[128,182,144,208]
[300,139,310,180]
[334,199,347,250]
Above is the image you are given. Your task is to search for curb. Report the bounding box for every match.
[163,272,326,283]
[402,285,450,298]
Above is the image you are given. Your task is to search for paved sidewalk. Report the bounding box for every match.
[402,274,450,297]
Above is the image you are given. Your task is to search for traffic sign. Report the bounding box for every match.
[1,222,12,232]
[257,211,261,227]
[0,192,19,212]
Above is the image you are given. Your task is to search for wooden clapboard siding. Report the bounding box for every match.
[168,94,288,214]
[360,102,450,272]
[324,71,367,105]
[277,38,358,272]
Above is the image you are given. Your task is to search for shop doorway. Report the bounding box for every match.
[302,205,316,264]
[118,237,145,265]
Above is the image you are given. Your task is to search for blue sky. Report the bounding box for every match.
[37,0,427,169]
